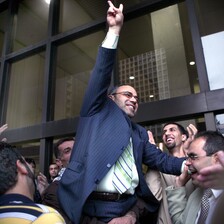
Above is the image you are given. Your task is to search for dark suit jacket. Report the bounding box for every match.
[58,47,184,224]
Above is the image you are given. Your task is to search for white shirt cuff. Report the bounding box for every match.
[102,31,119,49]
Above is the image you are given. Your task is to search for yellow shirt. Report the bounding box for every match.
[0,194,65,224]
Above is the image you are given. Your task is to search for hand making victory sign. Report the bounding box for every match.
[107,1,124,35]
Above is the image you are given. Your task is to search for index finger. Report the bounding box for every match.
[108,1,114,8]
[108,1,123,12]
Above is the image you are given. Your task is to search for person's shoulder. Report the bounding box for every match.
[33,204,66,224]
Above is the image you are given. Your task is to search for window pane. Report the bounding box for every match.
[55,31,104,120]
[216,114,224,135]
[59,0,143,33]
[6,53,45,128]
[196,0,224,90]
[118,2,199,103]
[12,0,49,52]
[16,141,42,176]
[0,10,7,54]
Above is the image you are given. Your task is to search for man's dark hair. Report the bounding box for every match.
[108,84,125,95]
[195,131,224,156]
[54,137,75,159]
[0,142,22,195]
[163,122,188,138]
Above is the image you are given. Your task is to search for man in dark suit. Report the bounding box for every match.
[58,1,185,224]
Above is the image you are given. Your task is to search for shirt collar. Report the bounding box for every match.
[211,189,223,199]
[0,193,33,205]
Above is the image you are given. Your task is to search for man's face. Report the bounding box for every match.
[162,124,186,150]
[110,85,138,118]
[49,164,59,178]
[186,137,214,186]
[57,140,74,168]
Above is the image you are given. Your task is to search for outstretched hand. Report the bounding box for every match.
[107,1,124,35]
[183,124,197,150]
[196,151,224,189]
[147,130,156,145]
[175,165,191,187]
[37,172,49,195]
[0,124,8,142]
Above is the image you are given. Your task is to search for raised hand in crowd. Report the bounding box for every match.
[0,124,8,142]
[196,150,224,189]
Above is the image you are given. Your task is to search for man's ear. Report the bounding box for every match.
[108,94,114,100]
[16,160,28,175]
[212,153,219,164]
[182,134,187,142]
[55,158,63,167]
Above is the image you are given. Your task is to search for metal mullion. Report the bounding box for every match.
[40,0,61,174]
[185,0,210,92]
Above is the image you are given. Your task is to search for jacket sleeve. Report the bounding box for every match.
[145,169,162,201]
[165,186,187,224]
[143,139,185,176]
[80,47,116,117]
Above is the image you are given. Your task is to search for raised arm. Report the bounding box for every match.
[80,1,124,117]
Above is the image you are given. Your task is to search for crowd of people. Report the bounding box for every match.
[0,1,224,224]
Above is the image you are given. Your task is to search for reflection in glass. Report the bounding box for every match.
[59,0,142,33]
[202,32,224,90]
[196,0,224,90]
[55,31,105,120]
[6,53,45,128]
[216,114,224,135]
[0,10,7,54]
[12,0,49,52]
[118,2,199,103]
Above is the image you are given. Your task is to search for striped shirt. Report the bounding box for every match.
[0,194,65,224]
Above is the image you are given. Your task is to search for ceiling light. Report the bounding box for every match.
[149,95,154,98]
[189,61,195,65]
[129,76,135,80]
[45,0,51,4]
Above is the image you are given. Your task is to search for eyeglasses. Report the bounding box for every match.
[112,91,139,103]
[186,153,212,162]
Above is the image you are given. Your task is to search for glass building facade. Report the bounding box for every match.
[0,0,224,173]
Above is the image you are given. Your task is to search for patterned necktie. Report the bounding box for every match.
[112,138,134,194]
[198,188,213,224]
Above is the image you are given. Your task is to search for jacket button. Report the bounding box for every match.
[107,163,111,168]
[95,179,100,184]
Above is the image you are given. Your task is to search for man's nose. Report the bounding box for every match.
[185,158,192,165]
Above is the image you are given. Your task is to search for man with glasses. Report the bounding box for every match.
[165,131,224,224]
[0,142,65,224]
[58,2,185,224]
